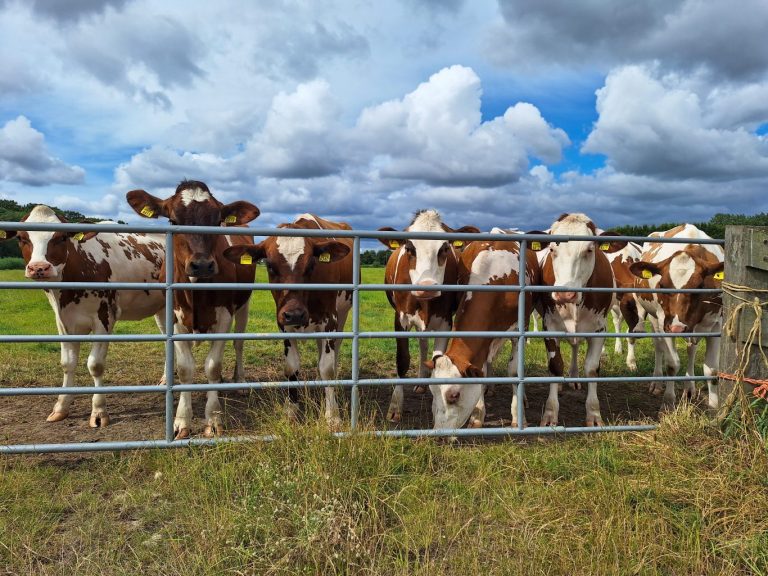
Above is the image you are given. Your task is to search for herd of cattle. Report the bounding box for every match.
[0,180,725,437]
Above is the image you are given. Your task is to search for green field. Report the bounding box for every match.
[1,269,766,575]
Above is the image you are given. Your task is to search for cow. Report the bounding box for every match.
[426,236,540,429]
[223,214,352,428]
[127,180,260,439]
[604,240,645,370]
[531,213,626,427]
[1,205,165,427]
[628,224,724,409]
[377,210,479,423]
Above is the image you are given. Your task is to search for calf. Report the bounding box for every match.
[1,205,165,427]
[628,224,723,409]
[127,180,260,438]
[377,210,479,423]
[223,214,352,427]
[532,213,626,426]
[427,237,540,429]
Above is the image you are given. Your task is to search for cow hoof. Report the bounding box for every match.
[326,416,343,432]
[203,424,220,438]
[586,416,603,427]
[174,428,191,440]
[46,411,69,423]
[627,361,638,372]
[413,385,427,394]
[89,412,110,428]
[468,417,484,428]
[569,382,583,391]
[649,383,664,396]
[540,416,558,427]
[386,407,401,423]
[511,420,528,429]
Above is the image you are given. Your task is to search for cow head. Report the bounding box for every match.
[378,210,479,299]
[629,251,724,333]
[426,355,484,429]
[530,214,625,305]
[1,205,97,281]
[127,181,260,280]
[223,232,350,329]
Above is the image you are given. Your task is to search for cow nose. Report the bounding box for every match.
[668,324,687,334]
[186,258,217,278]
[446,387,461,405]
[26,261,52,278]
[412,279,439,299]
[282,309,308,327]
[553,291,577,304]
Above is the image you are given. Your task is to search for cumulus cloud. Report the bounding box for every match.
[490,0,768,80]
[0,116,85,186]
[583,66,768,180]
[53,193,121,218]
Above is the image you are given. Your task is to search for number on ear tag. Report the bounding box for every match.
[240,254,253,265]
[531,241,541,251]
[318,252,331,263]
[599,242,610,251]
[714,271,724,280]
[389,240,400,249]
[140,206,155,218]
[641,269,653,279]
[452,240,464,248]
[73,232,85,242]
[224,215,237,224]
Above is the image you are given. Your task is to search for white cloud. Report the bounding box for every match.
[53,193,121,218]
[0,116,85,186]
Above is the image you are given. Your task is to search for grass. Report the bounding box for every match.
[1,269,766,574]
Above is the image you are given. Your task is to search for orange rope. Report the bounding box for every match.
[718,372,768,401]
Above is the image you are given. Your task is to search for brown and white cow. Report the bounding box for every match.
[1,205,165,427]
[604,240,645,370]
[628,224,723,409]
[377,210,479,423]
[532,213,626,427]
[223,214,352,427]
[427,236,540,429]
[127,180,260,438]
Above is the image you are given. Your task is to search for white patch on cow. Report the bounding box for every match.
[24,206,62,276]
[429,355,482,430]
[180,187,211,206]
[406,210,450,287]
[393,246,406,281]
[404,312,426,331]
[548,213,597,295]
[276,236,306,271]
[469,247,519,285]
[668,253,696,289]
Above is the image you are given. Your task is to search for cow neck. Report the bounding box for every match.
[445,335,489,375]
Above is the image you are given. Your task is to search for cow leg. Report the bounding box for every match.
[153,312,169,385]
[231,302,249,385]
[647,316,666,396]
[584,337,604,426]
[173,336,196,439]
[611,308,622,354]
[202,340,227,437]
[48,341,81,422]
[660,336,681,409]
[682,339,700,401]
[621,296,640,371]
[388,317,409,423]
[541,338,563,426]
[568,341,582,390]
[284,339,301,421]
[86,340,110,428]
[467,384,486,428]
[509,344,527,428]
[414,336,429,394]
[317,338,341,429]
[704,336,721,410]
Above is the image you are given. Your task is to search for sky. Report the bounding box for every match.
[1,0,767,235]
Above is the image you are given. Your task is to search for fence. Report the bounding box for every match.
[0,221,724,453]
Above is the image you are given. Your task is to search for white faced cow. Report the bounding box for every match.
[628,224,724,409]
[223,214,352,428]
[127,181,260,438]
[427,236,540,429]
[377,210,479,423]
[532,213,626,427]
[1,205,165,427]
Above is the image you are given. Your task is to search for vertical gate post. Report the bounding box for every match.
[719,226,768,401]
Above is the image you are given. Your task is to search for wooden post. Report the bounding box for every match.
[719,226,768,400]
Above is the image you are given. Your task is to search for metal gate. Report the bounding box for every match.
[0,220,724,453]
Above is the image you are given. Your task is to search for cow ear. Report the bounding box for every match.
[377,227,405,250]
[221,201,260,226]
[449,225,479,249]
[629,261,661,280]
[223,243,265,266]
[126,190,167,219]
[705,261,725,282]
[464,364,484,379]
[313,240,350,263]
[597,231,627,253]
[525,231,550,252]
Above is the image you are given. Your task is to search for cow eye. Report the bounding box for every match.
[404,241,415,255]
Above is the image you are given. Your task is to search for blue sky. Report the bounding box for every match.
[1,0,767,232]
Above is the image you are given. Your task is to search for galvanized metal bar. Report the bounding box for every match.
[164,230,175,443]
[517,239,527,430]
[350,236,361,430]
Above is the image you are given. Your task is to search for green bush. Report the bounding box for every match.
[0,257,24,270]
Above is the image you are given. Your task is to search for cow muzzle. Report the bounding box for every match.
[25,261,57,280]
[553,291,578,304]
[411,279,440,300]
[185,257,218,279]
[667,323,688,334]
[280,307,309,328]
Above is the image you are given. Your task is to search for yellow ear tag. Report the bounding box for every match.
[714,271,724,280]
[140,206,154,218]
[600,242,610,251]
[452,240,464,248]
[531,241,541,250]
[641,269,653,279]
[240,254,253,265]
[73,232,85,242]
[318,252,331,263]
[389,240,400,249]
[0,231,6,239]
[224,215,237,224]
